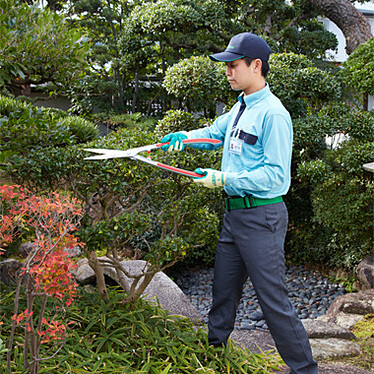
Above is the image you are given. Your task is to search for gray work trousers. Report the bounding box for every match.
[208,202,318,374]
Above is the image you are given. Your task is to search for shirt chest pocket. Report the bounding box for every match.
[237,130,258,145]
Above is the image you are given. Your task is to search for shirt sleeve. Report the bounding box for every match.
[186,112,231,151]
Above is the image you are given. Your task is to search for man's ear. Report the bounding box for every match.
[252,59,262,73]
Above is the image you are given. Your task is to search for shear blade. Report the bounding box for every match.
[83,148,131,160]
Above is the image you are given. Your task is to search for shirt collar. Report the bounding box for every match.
[238,83,270,107]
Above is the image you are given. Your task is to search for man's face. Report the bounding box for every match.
[225,58,261,95]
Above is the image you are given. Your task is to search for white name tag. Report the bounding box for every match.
[229,137,243,155]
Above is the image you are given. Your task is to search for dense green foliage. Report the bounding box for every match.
[0,0,89,96]
[4,121,222,269]
[57,0,338,114]
[163,56,231,116]
[341,37,374,96]
[0,95,99,161]
[287,104,374,269]
[0,286,282,373]
[267,53,343,117]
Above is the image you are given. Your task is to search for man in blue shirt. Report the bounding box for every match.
[161,32,318,374]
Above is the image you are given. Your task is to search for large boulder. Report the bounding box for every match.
[317,289,374,329]
[356,256,374,290]
[75,258,203,322]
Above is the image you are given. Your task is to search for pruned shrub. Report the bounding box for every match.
[0,95,99,158]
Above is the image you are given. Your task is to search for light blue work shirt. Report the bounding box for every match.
[188,84,293,199]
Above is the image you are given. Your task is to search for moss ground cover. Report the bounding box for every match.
[340,314,374,372]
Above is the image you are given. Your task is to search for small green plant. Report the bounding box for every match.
[59,116,99,143]
[0,337,8,369]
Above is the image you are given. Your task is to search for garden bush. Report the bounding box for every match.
[341,37,374,97]
[267,53,343,118]
[59,116,100,143]
[0,95,99,159]
[155,109,200,138]
[286,104,374,271]
[4,124,223,300]
[163,56,232,117]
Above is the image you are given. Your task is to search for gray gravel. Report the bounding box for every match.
[175,265,347,331]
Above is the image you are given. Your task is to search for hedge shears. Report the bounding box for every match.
[83,138,222,178]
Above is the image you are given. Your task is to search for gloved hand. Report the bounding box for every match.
[161,131,189,152]
[192,168,226,189]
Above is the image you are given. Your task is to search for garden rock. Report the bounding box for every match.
[231,318,361,361]
[18,242,36,258]
[301,319,356,340]
[0,258,21,285]
[75,258,203,322]
[317,289,374,328]
[356,256,374,289]
[301,319,360,361]
[309,338,361,360]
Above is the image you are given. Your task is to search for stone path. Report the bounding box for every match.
[229,330,373,374]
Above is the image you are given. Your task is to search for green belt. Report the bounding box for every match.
[225,196,283,211]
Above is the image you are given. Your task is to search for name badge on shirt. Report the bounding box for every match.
[229,137,243,155]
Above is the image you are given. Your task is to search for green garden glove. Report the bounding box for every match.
[192,168,226,189]
[161,131,189,152]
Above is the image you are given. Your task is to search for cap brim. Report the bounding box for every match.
[209,51,245,62]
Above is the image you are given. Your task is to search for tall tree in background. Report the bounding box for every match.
[8,0,373,114]
[64,0,133,113]
[309,0,373,54]
[0,0,89,97]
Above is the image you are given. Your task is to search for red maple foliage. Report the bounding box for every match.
[2,185,84,373]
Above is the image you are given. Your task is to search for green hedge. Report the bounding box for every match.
[4,119,223,268]
[0,95,99,159]
[286,104,374,271]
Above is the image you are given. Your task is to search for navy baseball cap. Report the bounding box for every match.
[209,32,272,62]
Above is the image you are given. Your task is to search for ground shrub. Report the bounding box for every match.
[0,286,282,373]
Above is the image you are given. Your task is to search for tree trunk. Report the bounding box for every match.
[310,0,373,54]
[88,251,108,300]
[132,72,139,113]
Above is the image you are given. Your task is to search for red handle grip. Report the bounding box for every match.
[155,162,205,177]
